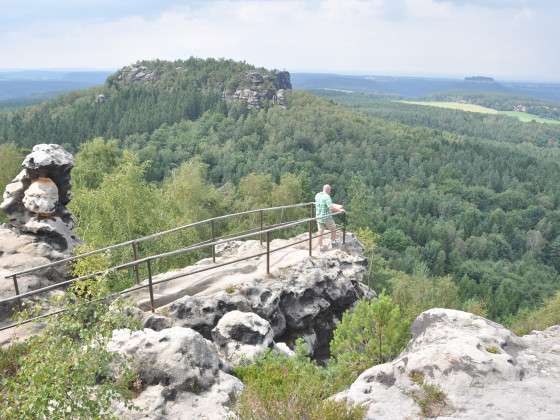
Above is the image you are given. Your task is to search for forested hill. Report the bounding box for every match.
[0,58,290,151]
[1,58,560,328]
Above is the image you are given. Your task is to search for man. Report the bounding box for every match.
[315,184,344,251]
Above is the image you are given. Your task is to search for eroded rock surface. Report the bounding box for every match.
[0,144,78,321]
[108,327,243,420]
[211,310,274,366]
[143,233,372,359]
[334,309,560,419]
[224,70,292,109]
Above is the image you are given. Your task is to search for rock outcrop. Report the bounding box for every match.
[0,144,78,320]
[136,233,372,359]
[335,308,560,419]
[224,70,292,109]
[211,310,275,366]
[108,327,243,420]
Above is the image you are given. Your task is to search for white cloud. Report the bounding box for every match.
[0,0,558,80]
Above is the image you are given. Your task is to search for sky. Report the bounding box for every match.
[0,0,558,81]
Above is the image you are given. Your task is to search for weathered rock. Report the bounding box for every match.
[22,177,59,215]
[1,143,77,250]
[143,313,173,331]
[211,310,274,365]
[158,233,371,359]
[224,70,292,109]
[108,327,243,420]
[0,144,78,322]
[334,309,560,419]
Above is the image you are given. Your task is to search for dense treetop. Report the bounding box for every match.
[1,58,560,326]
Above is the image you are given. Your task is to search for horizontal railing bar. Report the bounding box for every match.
[0,223,343,332]
[0,212,342,305]
[5,202,314,279]
[0,282,152,332]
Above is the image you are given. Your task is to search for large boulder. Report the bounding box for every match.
[334,309,560,419]
[211,310,274,365]
[108,327,243,419]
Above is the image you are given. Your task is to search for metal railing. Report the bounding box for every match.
[0,202,347,332]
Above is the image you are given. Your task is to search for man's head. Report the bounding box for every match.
[323,184,331,195]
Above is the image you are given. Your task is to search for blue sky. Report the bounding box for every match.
[1,0,558,81]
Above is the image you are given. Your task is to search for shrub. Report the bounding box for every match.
[234,340,365,420]
[0,275,141,419]
[509,291,560,335]
[330,293,409,386]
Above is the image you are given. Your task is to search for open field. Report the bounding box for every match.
[399,100,560,125]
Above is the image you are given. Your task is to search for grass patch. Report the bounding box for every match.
[398,100,560,125]
[0,341,30,379]
[486,346,500,354]
[225,284,237,294]
[407,370,449,417]
[409,370,425,385]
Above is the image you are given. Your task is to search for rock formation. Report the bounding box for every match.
[224,70,292,109]
[130,233,372,359]
[211,310,275,366]
[334,308,560,419]
[108,327,243,419]
[0,144,79,319]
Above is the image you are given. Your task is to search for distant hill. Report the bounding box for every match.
[465,76,495,82]
[0,58,290,153]
[0,70,112,104]
[291,73,560,103]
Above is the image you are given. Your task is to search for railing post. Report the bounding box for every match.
[308,218,313,257]
[211,220,216,263]
[12,275,23,312]
[342,212,347,244]
[259,210,264,246]
[131,241,141,284]
[266,230,271,275]
[146,259,155,313]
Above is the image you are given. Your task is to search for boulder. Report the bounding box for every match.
[108,327,243,419]
[334,309,560,419]
[211,310,274,365]
[22,177,59,215]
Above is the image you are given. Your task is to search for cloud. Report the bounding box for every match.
[0,0,558,81]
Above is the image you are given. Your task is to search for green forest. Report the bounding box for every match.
[1,59,560,328]
[2,57,560,419]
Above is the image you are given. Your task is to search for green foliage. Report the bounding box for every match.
[509,291,560,335]
[330,293,409,384]
[73,137,122,189]
[0,272,141,419]
[390,272,460,321]
[0,143,23,223]
[486,346,500,354]
[407,371,449,418]
[233,347,365,420]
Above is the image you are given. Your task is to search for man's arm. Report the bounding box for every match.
[329,203,345,213]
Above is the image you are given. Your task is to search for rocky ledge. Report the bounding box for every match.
[108,233,371,418]
[334,308,560,419]
[133,233,372,359]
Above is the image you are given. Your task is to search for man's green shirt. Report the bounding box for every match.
[315,192,333,223]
